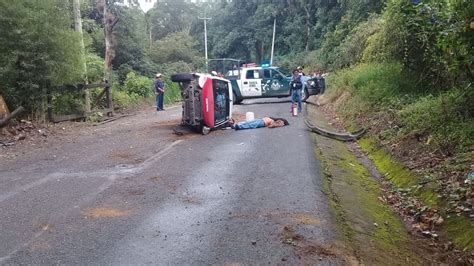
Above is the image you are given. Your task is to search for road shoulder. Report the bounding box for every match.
[306,104,426,264]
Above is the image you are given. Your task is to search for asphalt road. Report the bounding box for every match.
[0,98,339,264]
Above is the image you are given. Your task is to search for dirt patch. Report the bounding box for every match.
[150,176,163,182]
[82,207,130,218]
[150,119,181,129]
[108,149,136,161]
[280,225,354,264]
[181,196,203,204]
[126,188,146,196]
[28,240,52,252]
[289,213,322,225]
[230,211,322,226]
[39,223,54,231]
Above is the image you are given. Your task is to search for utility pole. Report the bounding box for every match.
[198,17,211,72]
[270,17,276,66]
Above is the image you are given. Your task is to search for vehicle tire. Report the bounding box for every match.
[201,126,211,135]
[171,73,194,82]
[302,88,309,102]
[233,92,242,104]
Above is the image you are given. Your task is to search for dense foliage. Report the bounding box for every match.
[0,0,83,115]
[0,0,472,153]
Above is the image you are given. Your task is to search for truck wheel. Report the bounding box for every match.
[201,126,211,135]
[302,88,309,102]
[233,92,242,104]
[171,73,194,82]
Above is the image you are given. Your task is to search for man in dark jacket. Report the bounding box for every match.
[154,73,165,111]
[290,69,303,112]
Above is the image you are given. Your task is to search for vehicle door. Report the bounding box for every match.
[261,68,288,96]
[212,78,231,126]
[240,69,262,97]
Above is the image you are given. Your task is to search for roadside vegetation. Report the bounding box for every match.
[318,0,474,252]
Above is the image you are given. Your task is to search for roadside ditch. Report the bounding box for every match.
[305,100,473,264]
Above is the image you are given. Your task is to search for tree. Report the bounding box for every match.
[147,0,198,40]
[112,5,154,81]
[73,0,90,112]
[0,0,82,114]
[93,0,139,79]
[149,31,203,73]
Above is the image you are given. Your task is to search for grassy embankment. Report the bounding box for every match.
[323,62,473,250]
[307,105,423,264]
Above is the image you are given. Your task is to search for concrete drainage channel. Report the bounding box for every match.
[305,104,428,264]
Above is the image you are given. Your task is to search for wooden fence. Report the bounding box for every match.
[47,81,113,123]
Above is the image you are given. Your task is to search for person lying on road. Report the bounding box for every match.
[231,117,289,130]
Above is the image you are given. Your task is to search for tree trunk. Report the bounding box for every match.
[147,16,152,49]
[73,0,90,112]
[255,40,263,63]
[0,106,25,128]
[304,3,311,52]
[101,0,118,81]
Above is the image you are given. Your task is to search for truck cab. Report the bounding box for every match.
[209,59,324,104]
[230,66,290,100]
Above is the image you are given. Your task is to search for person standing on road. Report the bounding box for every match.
[154,73,165,111]
[290,69,303,113]
[312,70,324,106]
[297,66,306,102]
[297,66,306,76]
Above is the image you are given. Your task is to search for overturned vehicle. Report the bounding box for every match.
[171,73,233,135]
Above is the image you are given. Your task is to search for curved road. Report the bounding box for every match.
[0,99,339,264]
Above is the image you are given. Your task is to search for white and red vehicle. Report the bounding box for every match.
[171,73,233,135]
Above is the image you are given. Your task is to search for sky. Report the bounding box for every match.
[136,0,203,12]
[137,0,156,12]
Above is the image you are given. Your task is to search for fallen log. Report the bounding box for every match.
[0,106,25,128]
[305,119,366,141]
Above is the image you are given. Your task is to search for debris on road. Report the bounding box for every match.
[304,119,366,141]
[0,106,25,128]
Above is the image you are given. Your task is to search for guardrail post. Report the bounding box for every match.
[105,80,113,117]
[47,81,53,122]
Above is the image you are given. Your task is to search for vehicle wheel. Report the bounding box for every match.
[233,92,242,104]
[171,73,194,82]
[201,126,211,135]
[302,88,309,102]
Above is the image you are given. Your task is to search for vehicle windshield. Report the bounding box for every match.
[276,67,291,77]
[208,58,243,77]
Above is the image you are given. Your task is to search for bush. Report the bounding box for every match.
[53,92,84,114]
[399,88,474,153]
[363,0,474,90]
[123,72,153,98]
[327,62,416,109]
[333,15,382,69]
[112,87,141,109]
[86,53,105,83]
[327,62,474,154]
[162,78,182,105]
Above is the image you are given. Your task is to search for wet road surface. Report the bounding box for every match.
[0,99,339,264]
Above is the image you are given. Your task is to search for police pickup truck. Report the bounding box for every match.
[224,65,324,104]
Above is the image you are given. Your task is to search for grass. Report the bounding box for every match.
[358,138,474,250]
[326,62,474,154]
[324,62,474,251]
[311,132,420,264]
